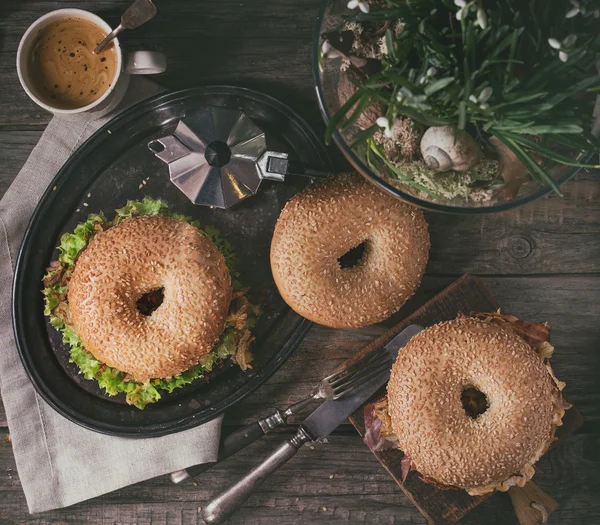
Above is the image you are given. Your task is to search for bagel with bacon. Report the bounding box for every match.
[364,312,570,495]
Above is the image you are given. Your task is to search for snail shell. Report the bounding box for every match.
[422,146,453,171]
[420,126,481,172]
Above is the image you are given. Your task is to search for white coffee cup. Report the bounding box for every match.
[16,8,166,115]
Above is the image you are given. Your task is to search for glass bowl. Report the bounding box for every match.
[312,0,586,214]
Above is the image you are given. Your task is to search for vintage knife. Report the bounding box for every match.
[201,324,423,524]
[171,324,408,484]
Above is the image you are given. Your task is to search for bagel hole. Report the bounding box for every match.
[136,288,164,316]
[461,387,488,419]
[338,242,367,269]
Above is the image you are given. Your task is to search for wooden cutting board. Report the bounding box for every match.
[346,275,583,525]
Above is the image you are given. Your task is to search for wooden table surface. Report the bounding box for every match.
[1,1,599,524]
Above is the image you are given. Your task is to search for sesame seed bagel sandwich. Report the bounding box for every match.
[363,312,570,495]
[42,197,260,409]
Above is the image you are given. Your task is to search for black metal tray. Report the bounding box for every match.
[13,86,332,437]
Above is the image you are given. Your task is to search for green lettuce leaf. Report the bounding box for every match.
[42,197,259,409]
[60,326,240,409]
[57,212,106,265]
[42,284,65,316]
[115,196,170,219]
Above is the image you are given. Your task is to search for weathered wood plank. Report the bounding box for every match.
[1,428,598,524]
[426,172,600,275]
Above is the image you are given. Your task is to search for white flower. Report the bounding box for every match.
[478,86,493,103]
[476,7,488,29]
[418,67,437,86]
[470,87,492,110]
[348,0,370,13]
[548,38,561,50]
[566,6,580,17]
[549,35,578,62]
[456,1,479,21]
[376,116,389,128]
[397,87,413,104]
[321,40,341,59]
[376,116,393,138]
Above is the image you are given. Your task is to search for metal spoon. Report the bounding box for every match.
[94,0,157,54]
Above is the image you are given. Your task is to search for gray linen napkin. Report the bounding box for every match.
[0,76,222,513]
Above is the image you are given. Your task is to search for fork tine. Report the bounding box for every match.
[330,355,390,391]
[327,370,363,390]
[332,360,391,399]
[327,351,390,389]
[323,346,388,383]
[325,352,389,387]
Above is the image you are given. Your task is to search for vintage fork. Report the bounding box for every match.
[170,346,393,483]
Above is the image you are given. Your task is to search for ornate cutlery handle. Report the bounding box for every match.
[178,410,286,481]
[171,395,320,483]
[202,427,312,524]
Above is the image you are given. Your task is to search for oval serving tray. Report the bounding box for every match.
[13,86,332,437]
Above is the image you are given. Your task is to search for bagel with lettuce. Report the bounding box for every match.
[42,197,260,409]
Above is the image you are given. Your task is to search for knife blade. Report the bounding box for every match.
[201,324,423,524]
[301,323,422,440]
[171,323,423,484]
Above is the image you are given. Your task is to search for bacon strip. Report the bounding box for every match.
[363,399,412,482]
[400,455,412,483]
[473,311,554,358]
[373,396,394,437]
[43,261,66,288]
[363,401,396,452]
